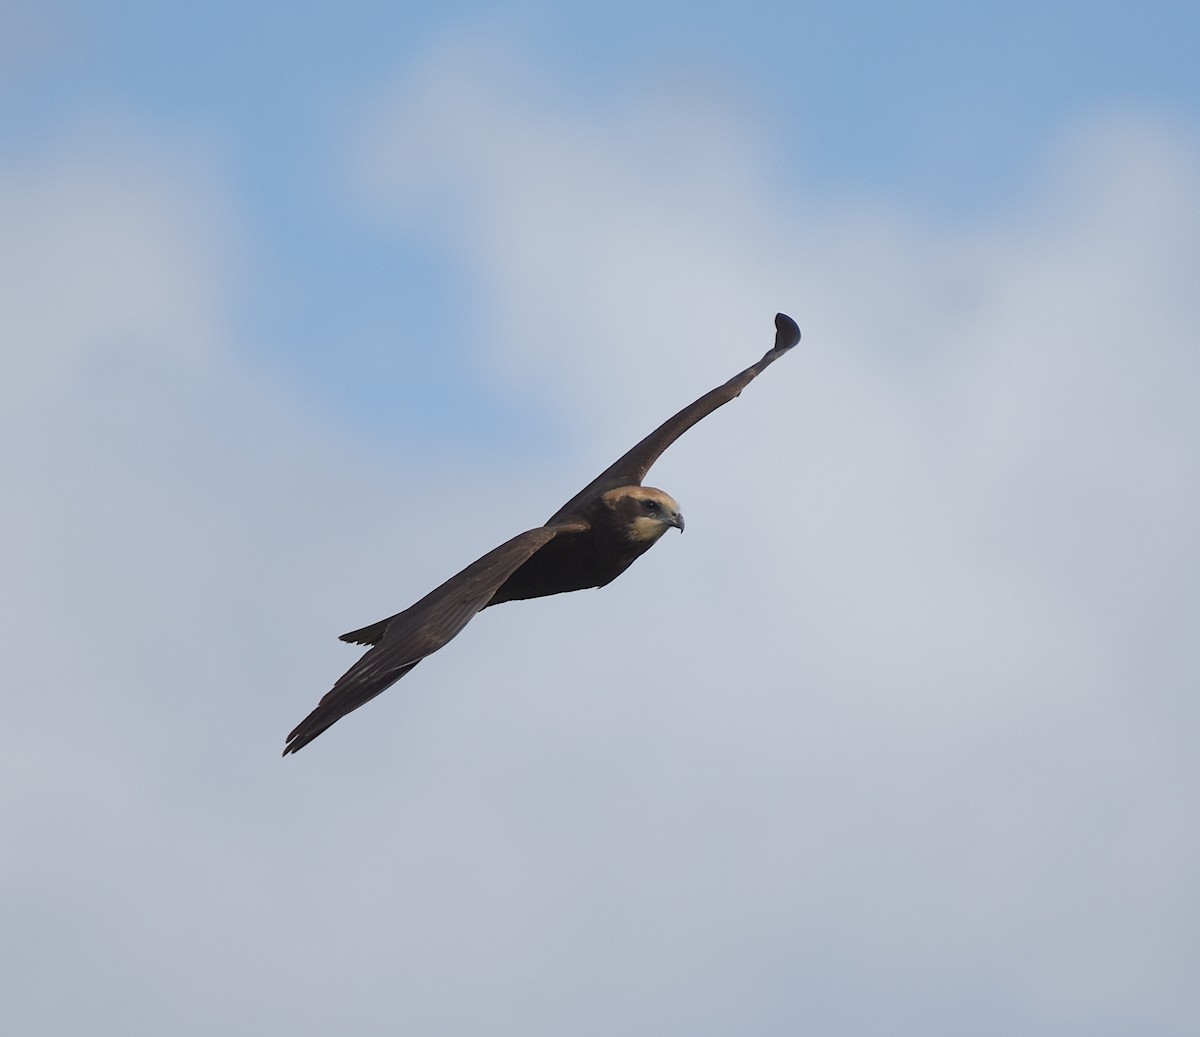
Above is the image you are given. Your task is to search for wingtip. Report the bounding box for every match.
[282,732,313,756]
[282,720,311,756]
[774,313,801,351]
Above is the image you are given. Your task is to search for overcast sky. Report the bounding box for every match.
[4,3,1200,1035]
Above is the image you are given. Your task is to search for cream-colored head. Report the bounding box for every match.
[601,486,685,542]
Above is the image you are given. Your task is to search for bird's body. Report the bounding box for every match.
[489,487,681,605]
[283,314,800,754]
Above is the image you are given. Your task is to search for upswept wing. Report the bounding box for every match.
[546,313,800,524]
[283,521,588,754]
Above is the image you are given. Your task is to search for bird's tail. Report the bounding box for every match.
[339,613,399,647]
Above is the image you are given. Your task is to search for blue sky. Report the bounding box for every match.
[4,3,1200,1035]
[10,1,1198,434]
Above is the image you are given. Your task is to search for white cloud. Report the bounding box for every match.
[0,119,244,404]
[4,34,1199,1037]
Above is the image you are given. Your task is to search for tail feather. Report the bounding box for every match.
[339,613,399,647]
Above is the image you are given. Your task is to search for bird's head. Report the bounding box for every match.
[602,486,685,542]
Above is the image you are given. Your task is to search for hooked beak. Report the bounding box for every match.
[669,510,685,533]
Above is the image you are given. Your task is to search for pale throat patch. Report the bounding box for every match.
[627,514,672,542]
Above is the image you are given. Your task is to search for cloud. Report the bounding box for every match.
[4,33,1199,1037]
[350,45,1200,1031]
[0,120,244,401]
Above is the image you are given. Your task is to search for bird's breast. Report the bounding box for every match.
[486,526,649,606]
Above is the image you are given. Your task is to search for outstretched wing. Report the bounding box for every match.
[546,313,800,524]
[283,521,588,754]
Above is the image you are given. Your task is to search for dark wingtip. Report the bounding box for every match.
[774,313,801,351]
[282,731,313,756]
[282,719,312,756]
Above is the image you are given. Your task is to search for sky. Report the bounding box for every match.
[3,2,1200,1034]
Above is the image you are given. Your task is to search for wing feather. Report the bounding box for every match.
[283,522,586,754]
[546,313,799,524]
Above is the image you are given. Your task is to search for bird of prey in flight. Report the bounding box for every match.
[283,313,801,754]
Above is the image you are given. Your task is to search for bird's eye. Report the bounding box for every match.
[643,499,659,511]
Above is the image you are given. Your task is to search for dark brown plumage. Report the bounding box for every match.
[283,313,800,754]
